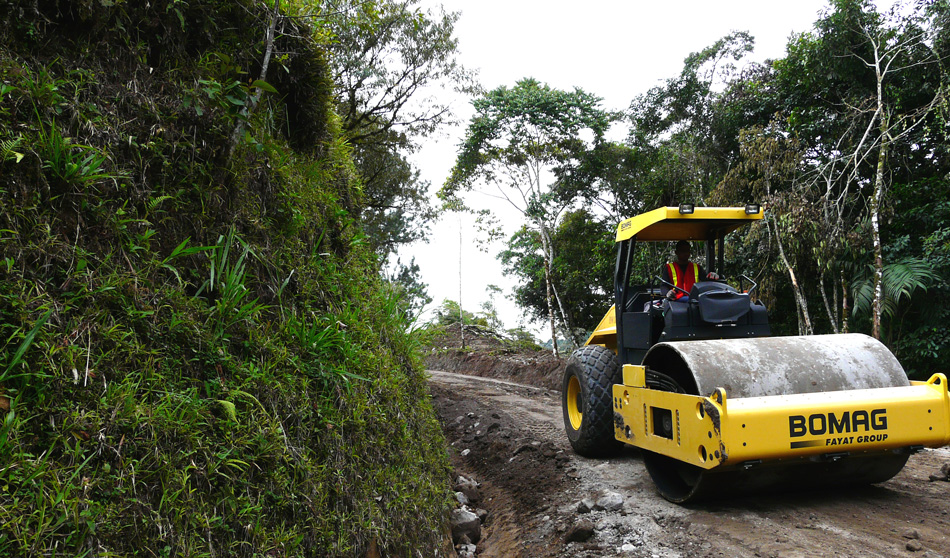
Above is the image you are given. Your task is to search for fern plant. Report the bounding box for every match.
[850,257,939,320]
[0,136,24,164]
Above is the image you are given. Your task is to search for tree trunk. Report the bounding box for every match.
[771,215,813,335]
[537,221,559,356]
[832,271,840,333]
[539,226,579,350]
[543,252,559,358]
[549,280,579,348]
[228,0,280,161]
[820,272,839,334]
[870,110,889,340]
[841,269,850,334]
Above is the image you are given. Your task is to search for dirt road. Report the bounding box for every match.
[428,370,950,558]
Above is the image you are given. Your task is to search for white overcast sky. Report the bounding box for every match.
[399,0,880,335]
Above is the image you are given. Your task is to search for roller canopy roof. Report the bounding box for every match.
[615,206,764,242]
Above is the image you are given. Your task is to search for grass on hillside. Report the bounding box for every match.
[0,1,452,555]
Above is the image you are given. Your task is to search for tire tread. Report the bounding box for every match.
[562,345,622,456]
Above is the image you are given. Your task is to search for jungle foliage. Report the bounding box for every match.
[472,0,950,376]
[442,78,617,354]
[323,0,474,311]
[0,0,452,555]
[498,210,614,345]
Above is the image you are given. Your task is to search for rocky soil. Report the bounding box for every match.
[427,343,950,558]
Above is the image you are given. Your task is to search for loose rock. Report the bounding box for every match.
[514,444,535,455]
[931,463,950,482]
[454,476,480,503]
[594,491,624,512]
[564,519,595,543]
[458,543,476,558]
[577,498,594,514]
[450,508,481,545]
[907,540,923,552]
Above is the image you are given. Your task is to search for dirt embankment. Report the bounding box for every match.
[427,335,950,558]
[424,327,566,391]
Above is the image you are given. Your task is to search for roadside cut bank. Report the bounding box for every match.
[0,2,453,555]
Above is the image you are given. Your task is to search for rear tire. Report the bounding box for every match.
[562,345,623,457]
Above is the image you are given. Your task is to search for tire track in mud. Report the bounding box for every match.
[428,370,950,558]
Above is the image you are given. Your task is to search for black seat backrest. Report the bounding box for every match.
[690,281,738,297]
[692,282,752,324]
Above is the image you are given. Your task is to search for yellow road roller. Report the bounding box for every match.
[561,206,950,503]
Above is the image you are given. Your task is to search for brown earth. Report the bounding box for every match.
[423,326,566,391]
[426,335,950,558]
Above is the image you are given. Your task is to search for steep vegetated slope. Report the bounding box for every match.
[0,1,451,555]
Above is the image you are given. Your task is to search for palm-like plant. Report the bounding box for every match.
[850,257,939,322]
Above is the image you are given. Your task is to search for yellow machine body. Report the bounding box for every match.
[585,305,617,350]
[613,365,950,470]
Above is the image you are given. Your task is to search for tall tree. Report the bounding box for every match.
[624,32,758,207]
[353,130,437,256]
[847,3,944,338]
[714,125,817,334]
[499,210,614,344]
[322,0,474,258]
[442,78,615,356]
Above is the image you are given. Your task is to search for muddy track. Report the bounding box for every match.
[428,370,950,558]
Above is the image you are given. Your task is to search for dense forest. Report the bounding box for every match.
[440,0,950,377]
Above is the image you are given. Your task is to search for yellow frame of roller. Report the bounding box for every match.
[595,206,950,468]
[613,365,950,469]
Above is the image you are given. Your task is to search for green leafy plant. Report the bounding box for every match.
[0,2,453,555]
[197,228,268,341]
[287,313,367,385]
[0,136,24,164]
[851,257,939,321]
[158,237,215,286]
[0,308,53,386]
[182,52,277,120]
[36,122,114,188]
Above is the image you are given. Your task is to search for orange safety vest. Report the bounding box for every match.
[667,262,699,299]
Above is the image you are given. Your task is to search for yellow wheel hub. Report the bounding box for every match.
[567,375,583,430]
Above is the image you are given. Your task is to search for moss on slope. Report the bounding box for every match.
[0,1,451,555]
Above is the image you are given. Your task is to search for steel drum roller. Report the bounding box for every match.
[639,334,911,502]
